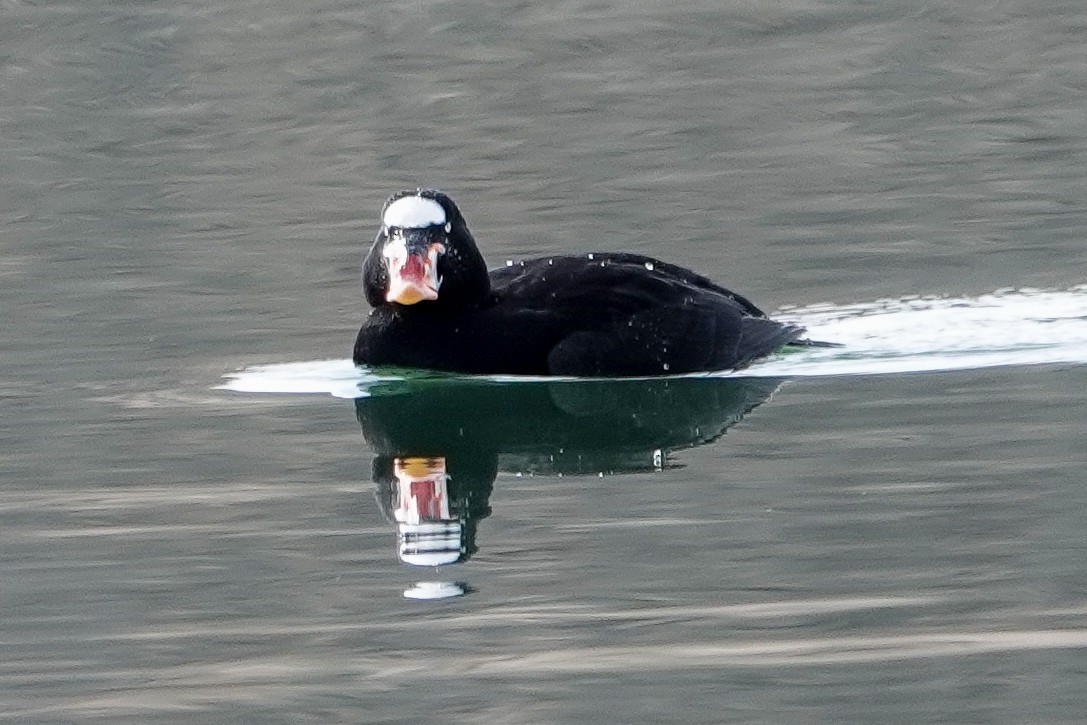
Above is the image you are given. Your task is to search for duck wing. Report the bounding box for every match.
[489,255,801,375]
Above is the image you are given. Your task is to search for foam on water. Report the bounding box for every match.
[219,358,382,398]
[219,286,1087,397]
[750,285,1087,377]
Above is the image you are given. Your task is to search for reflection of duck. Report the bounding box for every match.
[370,455,493,567]
[357,376,782,475]
[356,376,782,566]
[354,189,813,376]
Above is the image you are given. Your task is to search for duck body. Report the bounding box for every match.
[353,190,806,377]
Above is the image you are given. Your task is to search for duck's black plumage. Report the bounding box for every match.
[353,189,806,377]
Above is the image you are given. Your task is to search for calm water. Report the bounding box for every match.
[4,1,1087,722]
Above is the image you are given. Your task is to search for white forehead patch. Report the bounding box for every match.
[383,196,446,228]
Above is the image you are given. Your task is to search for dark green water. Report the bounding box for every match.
[3,1,1087,722]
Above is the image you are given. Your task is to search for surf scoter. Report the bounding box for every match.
[353,189,807,377]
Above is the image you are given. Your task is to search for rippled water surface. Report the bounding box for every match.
[4,1,1087,722]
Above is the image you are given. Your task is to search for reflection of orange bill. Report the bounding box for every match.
[393,456,450,525]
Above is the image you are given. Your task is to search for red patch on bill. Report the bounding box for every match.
[400,253,427,282]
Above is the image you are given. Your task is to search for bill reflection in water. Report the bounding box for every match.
[355,376,785,595]
[372,454,492,569]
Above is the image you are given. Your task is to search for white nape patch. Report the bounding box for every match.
[383,196,446,228]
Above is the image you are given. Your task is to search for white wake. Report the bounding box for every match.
[220,286,1087,397]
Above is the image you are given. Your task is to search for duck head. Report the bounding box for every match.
[363,189,491,310]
